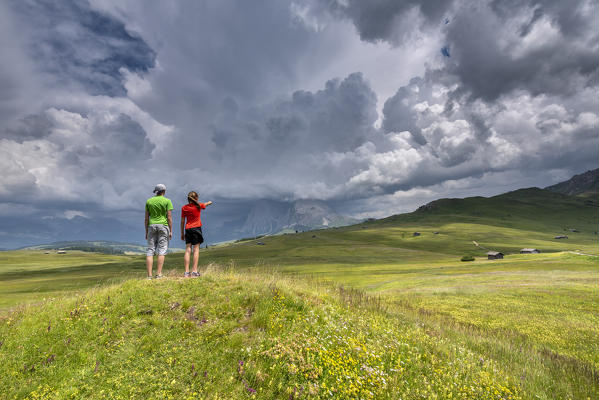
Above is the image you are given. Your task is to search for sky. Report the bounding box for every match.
[1,0,599,248]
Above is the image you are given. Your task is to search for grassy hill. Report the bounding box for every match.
[1,188,599,398]
[1,269,527,399]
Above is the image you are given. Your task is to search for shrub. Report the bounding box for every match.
[461,255,475,262]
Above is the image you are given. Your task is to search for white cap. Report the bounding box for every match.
[153,183,166,193]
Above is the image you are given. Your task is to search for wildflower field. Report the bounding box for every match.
[1,268,524,399]
[1,188,598,398]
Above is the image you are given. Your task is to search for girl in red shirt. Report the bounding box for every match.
[180,191,212,277]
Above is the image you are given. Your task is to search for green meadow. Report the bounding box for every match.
[1,189,598,398]
[0,251,143,309]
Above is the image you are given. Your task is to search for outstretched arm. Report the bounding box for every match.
[205,201,213,206]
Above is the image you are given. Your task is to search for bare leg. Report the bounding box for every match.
[192,244,200,273]
[157,255,165,276]
[146,256,153,277]
[184,244,192,273]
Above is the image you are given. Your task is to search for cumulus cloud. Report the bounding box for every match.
[0,2,41,125]
[1,0,599,247]
[9,0,155,96]
[0,104,160,207]
[314,0,453,45]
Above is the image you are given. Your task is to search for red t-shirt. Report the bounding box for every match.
[181,203,207,229]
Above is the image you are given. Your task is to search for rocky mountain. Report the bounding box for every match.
[239,199,359,237]
[545,168,599,196]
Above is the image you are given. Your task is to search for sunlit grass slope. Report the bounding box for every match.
[1,269,525,399]
[200,188,599,266]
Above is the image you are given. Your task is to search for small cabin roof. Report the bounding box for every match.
[521,248,538,252]
[486,251,503,256]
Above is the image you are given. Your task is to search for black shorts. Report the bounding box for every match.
[185,227,204,245]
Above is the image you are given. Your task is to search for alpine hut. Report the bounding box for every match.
[520,248,540,254]
[486,251,504,260]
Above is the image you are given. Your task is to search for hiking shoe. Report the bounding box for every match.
[184,272,191,278]
[191,271,200,277]
[146,276,153,280]
[155,274,164,279]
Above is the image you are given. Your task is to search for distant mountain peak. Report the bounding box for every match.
[545,168,599,196]
[240,199,358,236]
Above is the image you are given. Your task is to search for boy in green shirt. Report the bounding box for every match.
[145,184,173,279]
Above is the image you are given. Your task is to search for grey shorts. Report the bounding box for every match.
[147,224,169,256]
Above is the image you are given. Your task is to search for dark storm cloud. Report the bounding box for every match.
[99,0,334,175]
[324,0,599,102]
[3,0,599,248]
[307,0,599,198]
[9,0,155,96]
[203,72,378,181]
[0,105,158,209]
[4,114,54,142]
[321,0,454,43]
[92,113,155,160]
[382,77,429,145]
[490,0,591,37]
[442,2,599,101]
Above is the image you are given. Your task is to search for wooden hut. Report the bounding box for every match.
[486,251,503,260]
[554,235,568,239]
[520,248,540,254]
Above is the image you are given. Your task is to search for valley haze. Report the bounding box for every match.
[4,168,598,250]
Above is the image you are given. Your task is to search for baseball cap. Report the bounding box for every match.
[153,184,167,193]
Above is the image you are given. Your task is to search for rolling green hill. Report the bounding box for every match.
[383,187,599,235]
[1,187,599,398]
[196,188,599,270]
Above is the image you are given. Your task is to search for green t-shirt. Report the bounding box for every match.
[146,196,174,226]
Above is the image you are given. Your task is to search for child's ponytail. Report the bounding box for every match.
[187,191,201,210]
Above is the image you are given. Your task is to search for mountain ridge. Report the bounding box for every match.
[545,168,599,196]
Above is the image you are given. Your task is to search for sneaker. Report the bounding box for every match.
[146,276,153,280]
[191,271,200,277]
[155,274,164,279]
[184,272,191,278]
